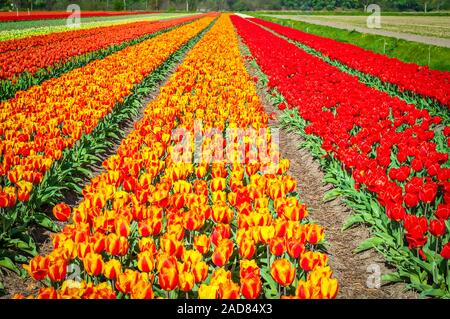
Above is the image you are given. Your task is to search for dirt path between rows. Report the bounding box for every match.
[266,15,450,48]
[238,37,418,299]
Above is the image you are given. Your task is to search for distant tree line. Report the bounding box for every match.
[0,0,449,12]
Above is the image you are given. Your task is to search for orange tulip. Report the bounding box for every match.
[212,245,230,268]
[194,234,211,255]
[47,258,68,282]
[183,249,203,265]
[138,237,157,254]
[296,280,313,299]
[300,251,328,272]
[106,234,129,256]
[270,258,296,287]
[103,259,122,280]
[282,176,297,193]
[24,255,49,281]
[241,273,262,299]
[115,218,130,237]
[240,259,260,279]
[53,203,71,222]
[210,177,226,192]
[195,165,208,179]
[37,287,58,299]
[138,251,155,273]
[219,280,240,299]
[238,238,256,259]
[131,280,154,299]
[212,204,234,224]
[183,210,203,231]
[305,224,325,245]
[158,266,178,292]
[320,277,339,299]
[211,163,227,178]
[178,271,195,292]
[193,261,209,283]
[287,238,305,259]
[211,223,230,246]
[279,198,307,222]
[83,252,103,276]
[160,234,179,256]
[76,241,93,259]
[90,232,106,254]
[260,225,275,244]
[198,284,219,299]
[269,237,285,257]
[212,191,227,203]
[17,181,32,202]
[116,269,139,294]
[193,180,208,196]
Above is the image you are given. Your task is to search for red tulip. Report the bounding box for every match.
[429,219,446,237]
[53,203,71,222]
[441,243,450,259]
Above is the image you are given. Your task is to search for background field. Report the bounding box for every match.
[268,14,450,39]
[255,14,450,72]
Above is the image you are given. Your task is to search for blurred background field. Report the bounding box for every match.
[266,14,450,39]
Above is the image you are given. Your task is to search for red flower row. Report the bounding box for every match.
[232,16,450,259]
[250,18,450,108]
[0,11,156,22]
[0,15,200,80]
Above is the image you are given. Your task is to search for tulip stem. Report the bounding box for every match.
[167,291,170,299]
[278,284,281,298]
[266,245,270,268]
[186,292,189,299]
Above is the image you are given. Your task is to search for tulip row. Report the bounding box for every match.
[0,14,189,42]
[16,14,337,300]
[232,16,450,297]
[0,11,156,22]
[0,15,205,102]
[0,17,217,294]
[249,18,450,108]
[0,16,214,212]
[0,15,201,81]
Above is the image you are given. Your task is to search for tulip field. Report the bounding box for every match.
[0,11,449,300]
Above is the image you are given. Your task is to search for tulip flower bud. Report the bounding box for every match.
[270,258,296,287]
[53,203,71,222]
[194,234,211,255]
[198,284,219,299]
[241,273,262,299]
[178,271,195,292]
[83,252,103,276]
[103,259,121,280]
